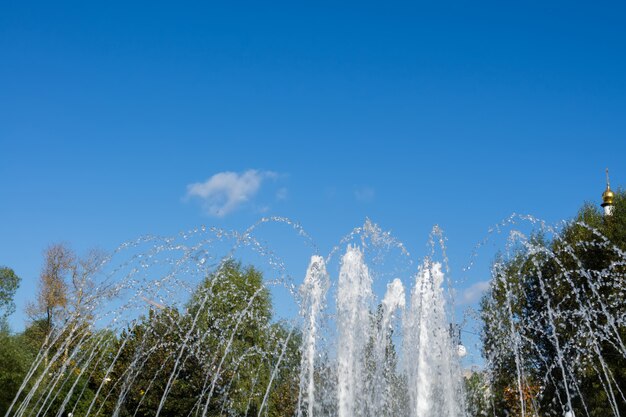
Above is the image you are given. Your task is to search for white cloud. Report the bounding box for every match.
[460,280,491,305]
[186,170,278,217]
[354,186,375,202]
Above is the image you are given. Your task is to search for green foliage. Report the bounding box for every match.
[106,308,200,417]
[464,371,492,417]
[480,190,626,417]
[186,259,277,415]
[0,266,20,320]
[1,320,101,416]
[103,259,300,416]
[0,330,36,415]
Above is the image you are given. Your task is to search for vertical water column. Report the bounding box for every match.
[404,262,463,417]
[298,255,329,417]
[337,246,373,417]
[371,279,406,415]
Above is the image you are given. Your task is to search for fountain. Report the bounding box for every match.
[3,219,466,417]
[4,214,625,417]
[297,245,464,417]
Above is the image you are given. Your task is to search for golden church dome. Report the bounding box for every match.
[602,187,615,206]
[602,168,615,208]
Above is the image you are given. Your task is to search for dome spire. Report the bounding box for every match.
[602,168,615,216]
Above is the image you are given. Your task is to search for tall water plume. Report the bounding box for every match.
[298,244,464,417]
[403,261,464,417]
[298,255,329,417]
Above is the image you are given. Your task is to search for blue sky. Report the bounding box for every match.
[1,0,625,348]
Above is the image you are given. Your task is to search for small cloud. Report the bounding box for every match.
[186,170,278,217]
[276,187,288,201]
[460,280,491,305]
[354,186,375,203]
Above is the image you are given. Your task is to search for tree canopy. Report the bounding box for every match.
[480,191,626,417]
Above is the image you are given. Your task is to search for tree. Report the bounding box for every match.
[0,266,20,325]
[0,244,108,417]
[481,191,626,417]
[186,259,302,417]
[105,307,198,417]
[104,259,300,417]
[27,244,105,337]
[0,330,37,415]
[26,243,74,333]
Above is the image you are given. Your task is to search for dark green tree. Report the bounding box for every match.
[185,259,301,416]
[0,330,36,415]
[481,191,626,417]
[104,259,300,417]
